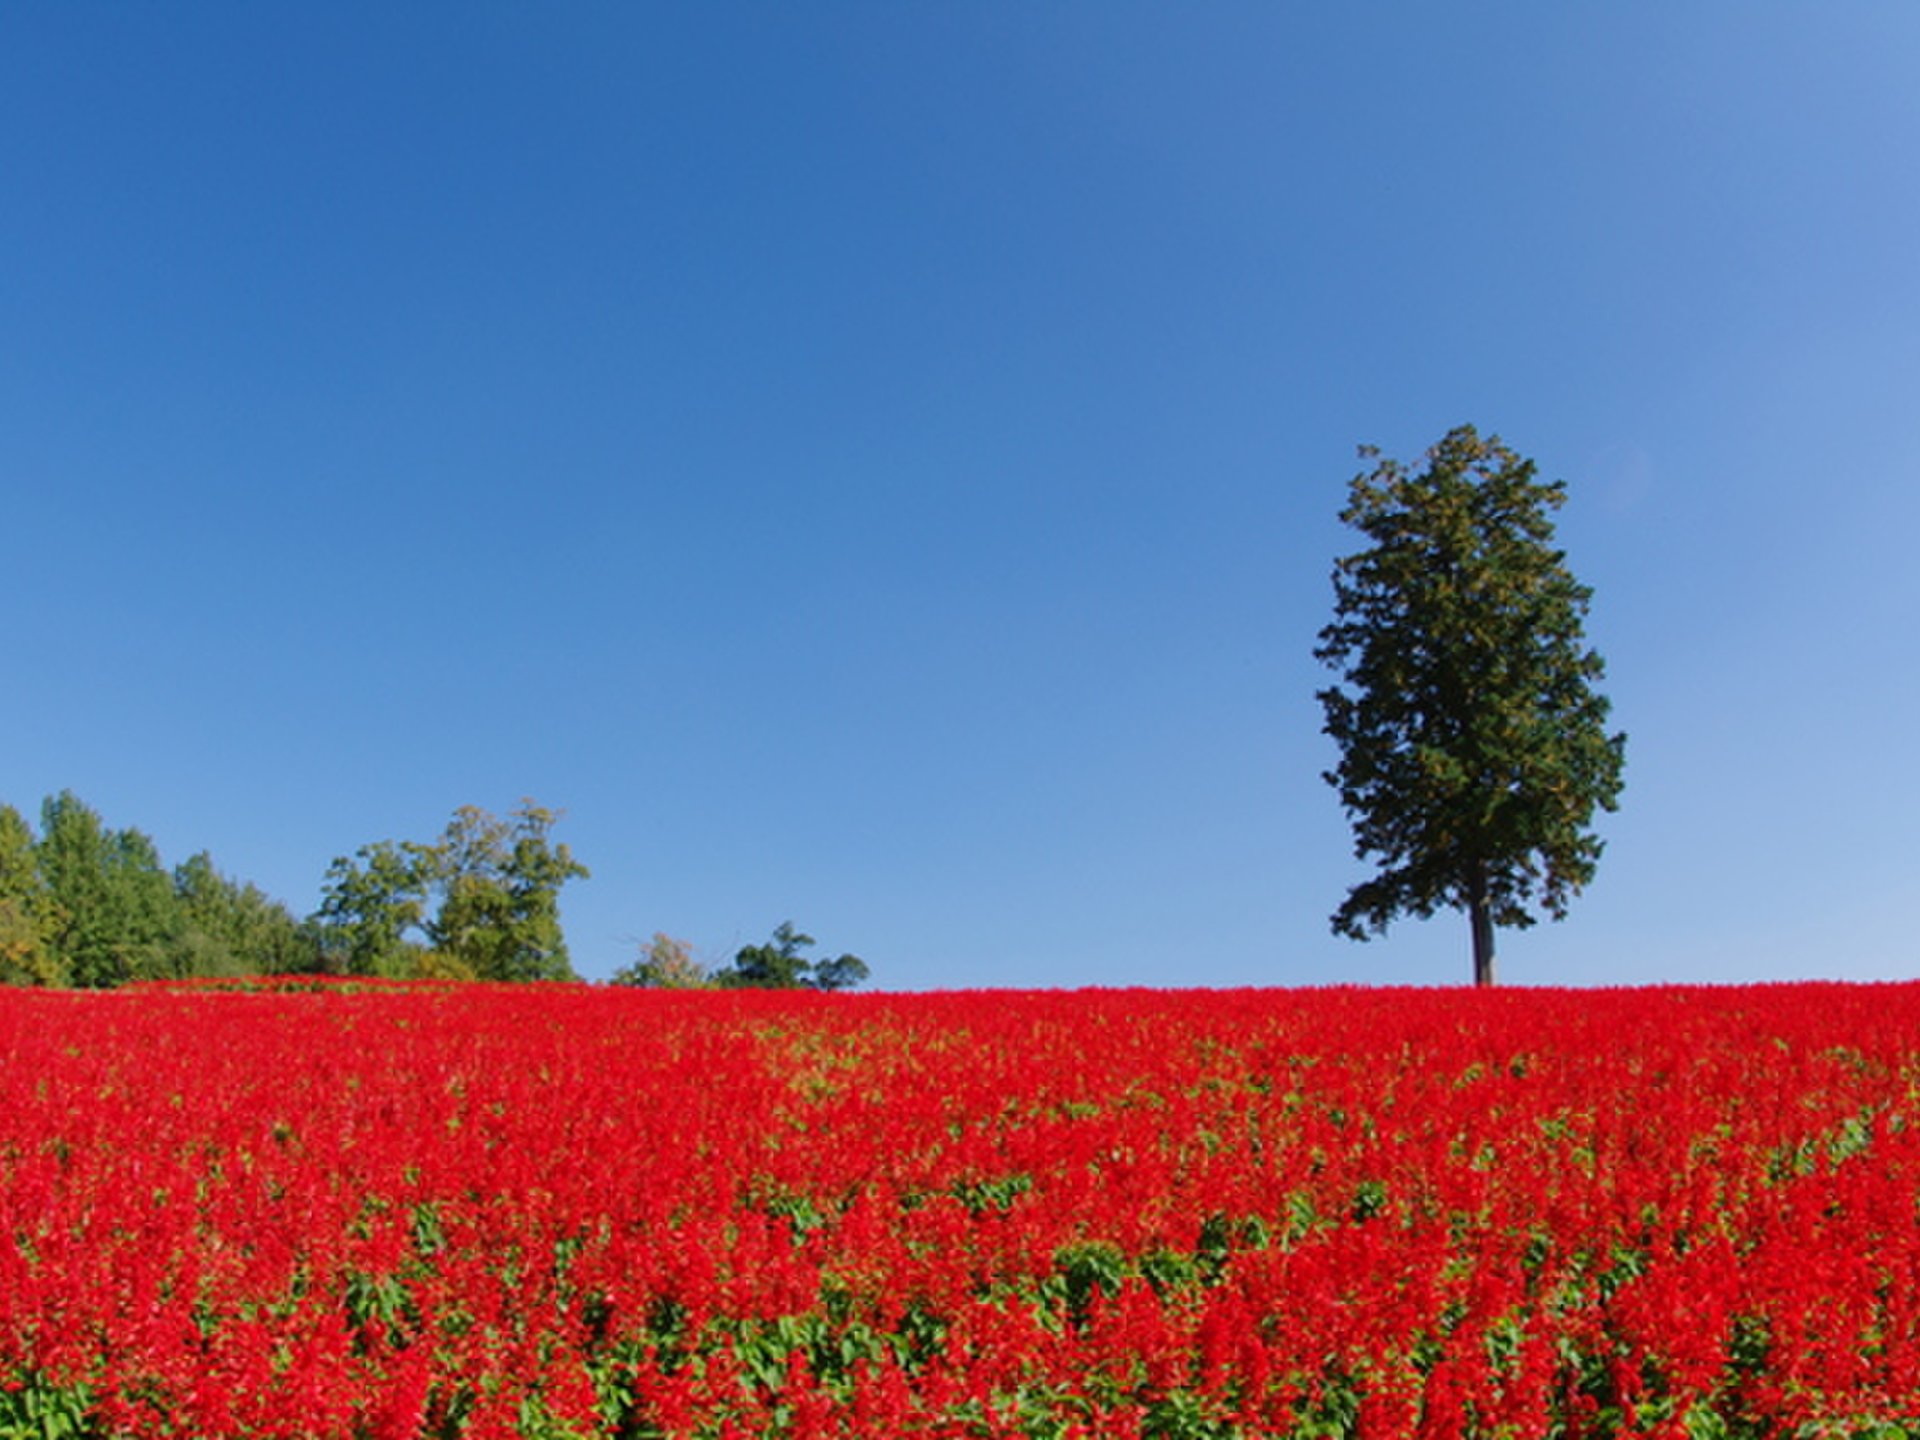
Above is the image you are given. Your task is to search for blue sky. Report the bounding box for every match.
[4,5,1916,989]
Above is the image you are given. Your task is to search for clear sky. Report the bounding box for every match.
[4,5,1916,989]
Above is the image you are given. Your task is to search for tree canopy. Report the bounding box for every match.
[172,851,312,979]
[36,792,182,987]
[0,792,318,987]
[610,933,710,989]
[313,801,588,982]
[713,922,869,992]
[0,804,60,986]
[1315,425,1626,985]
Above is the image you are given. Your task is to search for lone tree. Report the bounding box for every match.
[1315,425,1625,985]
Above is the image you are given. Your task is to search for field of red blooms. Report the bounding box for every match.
[4,981,1919,1440]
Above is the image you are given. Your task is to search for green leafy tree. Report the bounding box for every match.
[714,921,869,991]
[173,851,317,976]
[36,792,182,987]
[1314,425,1626,986]
[312,801,587,982]
[611,932,711,988]
[313,839,432,977]
[809,949,870,992]
[423,802,588,983]
[0,804,62,986]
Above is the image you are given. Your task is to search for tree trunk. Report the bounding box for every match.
[1467,866,1497,987]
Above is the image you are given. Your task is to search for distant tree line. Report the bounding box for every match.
[1,792,316,987]
[0,791,867,991]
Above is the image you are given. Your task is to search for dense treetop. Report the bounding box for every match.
[1316,426,1626,985]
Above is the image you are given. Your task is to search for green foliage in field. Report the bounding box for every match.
[0,1377,93,1440]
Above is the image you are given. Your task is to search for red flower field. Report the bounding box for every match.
[3,981,1917,1438]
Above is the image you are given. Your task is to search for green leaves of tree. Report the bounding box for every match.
[714,921,869,992]
[610,933,709,988]
[172,851,312,979]
[0,803,61,986]
[313,800,588,982]
[314,839,431,977]
[429,803,587,983]
[0,792,317,986]
[1315,426,1626,983]
[35,792,181,987]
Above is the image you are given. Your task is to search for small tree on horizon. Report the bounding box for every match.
[1315,425,1626,985]
[714,922,869,992]
[611,932,711,988]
